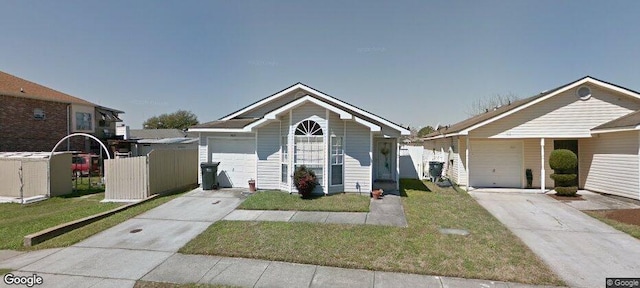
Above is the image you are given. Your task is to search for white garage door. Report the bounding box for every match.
[210,138,256,188]
[469,140,522,188]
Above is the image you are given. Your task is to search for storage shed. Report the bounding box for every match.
[0,152,72,203]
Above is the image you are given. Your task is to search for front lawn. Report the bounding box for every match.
[0,190,121,250]
[585,210,640,240]
[181,179,563,285]
[238,191,370,212]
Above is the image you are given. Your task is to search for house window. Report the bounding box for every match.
[330,136,343,185]
[281,136,288,184]
[75,112,92,130]
[294,120,324,187]
[33,108,45,120]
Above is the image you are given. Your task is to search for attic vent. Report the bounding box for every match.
[33,108,45,120]
[577,86,591,100]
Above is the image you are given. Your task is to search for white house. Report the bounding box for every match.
[422,76,640,200]
[189,83,410,194]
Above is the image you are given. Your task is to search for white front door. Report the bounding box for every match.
[469,140,523,188]
[376,140,394,180]
[210,138,256,188]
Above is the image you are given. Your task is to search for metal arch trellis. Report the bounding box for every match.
[48,133,111,197]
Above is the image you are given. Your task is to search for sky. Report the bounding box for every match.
[2,0,640,130]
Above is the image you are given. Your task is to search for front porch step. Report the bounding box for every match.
[372,180,398,192]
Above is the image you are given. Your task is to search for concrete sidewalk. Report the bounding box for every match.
[0,188,561,287]
[471,191,640,288]
[224,194,408,227]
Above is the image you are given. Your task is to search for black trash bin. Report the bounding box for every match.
[428,161,444,182]
[200,162,220,190]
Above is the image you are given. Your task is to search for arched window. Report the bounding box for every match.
[295,120,323,136]
[294,120,324,188]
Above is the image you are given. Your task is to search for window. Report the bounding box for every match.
[33,108,45,120]
[577,86,591,100]
[281,136,288,184]
[75,112,92,130]
[294,120,324,187]
[330,136,343,185]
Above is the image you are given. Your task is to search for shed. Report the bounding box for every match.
[0,152,72,203]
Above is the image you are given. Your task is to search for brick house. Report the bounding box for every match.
[0,71,123,153]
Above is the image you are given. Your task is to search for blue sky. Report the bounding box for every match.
[2,0,639,129]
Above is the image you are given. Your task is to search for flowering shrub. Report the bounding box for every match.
[294,165,318,198]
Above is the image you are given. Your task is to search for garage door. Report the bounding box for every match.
[469,140,522,188]
[210,138,256,188]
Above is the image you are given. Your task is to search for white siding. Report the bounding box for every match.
[344,121,371,193]
[453,137,468,186]
[581,131,639,199]
[198,135,208,184]
[472,86,640,138]
[256,122,281,189]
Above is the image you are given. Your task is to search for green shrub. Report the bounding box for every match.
[550,173,577,185]
[549,149,578,197]
[555,186,578,196]
[293,165,318,198]
[549,149,577,173]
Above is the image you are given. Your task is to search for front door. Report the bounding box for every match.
[553,140,579,187]
[376,140,394,180]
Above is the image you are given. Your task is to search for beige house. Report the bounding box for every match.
[423,76,640,200]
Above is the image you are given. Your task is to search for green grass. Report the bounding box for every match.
[0,189,121,250]
[0,269,12,275]
[238,191,370,212]
[585,211,640,240]
[23,191,186,250]
[135,281,238,288]
[181,179,563,285]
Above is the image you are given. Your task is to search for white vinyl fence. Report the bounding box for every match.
[399,145,424,179]
[105,149,197,201]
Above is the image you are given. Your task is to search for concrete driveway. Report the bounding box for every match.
[471,191,640,288]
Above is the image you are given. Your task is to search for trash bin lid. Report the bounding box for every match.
[200,162,221,167]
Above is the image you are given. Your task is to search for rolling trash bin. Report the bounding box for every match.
[428,161,444,182]
[201,162,220,190]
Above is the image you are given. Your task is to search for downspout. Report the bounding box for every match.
[66,104,71,150]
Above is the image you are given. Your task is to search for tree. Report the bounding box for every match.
[466,93,519,116]
[143,110,199,130]
[417,126,435,137]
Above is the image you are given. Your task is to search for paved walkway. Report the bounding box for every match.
[224,194,407,227]
[1,188,559,288]
[471,191,640,288]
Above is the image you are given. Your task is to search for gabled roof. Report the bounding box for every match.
[424,76,640,139]
[0,71,96,106]
[129,129,191,139]
[591,110,640,133]
[191,83,410,135]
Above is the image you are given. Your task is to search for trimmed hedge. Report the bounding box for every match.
[555,187,578,196]
[549,149,578,197]
[549,149,577,172]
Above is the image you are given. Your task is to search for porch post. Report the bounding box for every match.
[465,136,470,191]
[395,139,400,191]
[540,138,545,192]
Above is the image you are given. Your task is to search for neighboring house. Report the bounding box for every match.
[128,129,197,156]
[189,83,410,193]
[422,76,640,200]
[0,71,123,153]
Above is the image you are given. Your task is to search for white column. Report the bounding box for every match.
[465,136,470,191]
[540,138,545,193]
